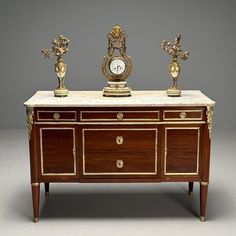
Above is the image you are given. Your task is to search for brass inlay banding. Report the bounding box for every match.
[35,121,205,125]
[164,127,200,176]
[40,127,76,176]
[82,128,158,175]
[31,183,40,186]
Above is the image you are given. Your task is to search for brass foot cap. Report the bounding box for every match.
[189,191,193,198]
[200,216,205,222]
[34,217,39,223]
[45,192,49,197]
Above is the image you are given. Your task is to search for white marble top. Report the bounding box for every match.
[24,90,215,107]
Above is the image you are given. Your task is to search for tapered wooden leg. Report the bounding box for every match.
[200,182,209,222]
[31,183,40,223]
[44,183,49,197]
[188,182,194,197]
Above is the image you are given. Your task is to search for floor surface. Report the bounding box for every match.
[0,128,235,236]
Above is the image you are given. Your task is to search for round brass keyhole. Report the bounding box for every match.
[116,136,124,145]
[117,112,123,121]
[116,160,124,169]
[53,112,60,120]
[180,112,186,119]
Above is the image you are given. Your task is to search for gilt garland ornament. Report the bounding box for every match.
[161,34,189,97]
[42,35,70,97]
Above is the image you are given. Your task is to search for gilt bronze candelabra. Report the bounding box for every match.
[42,35,70,97]
[161,34,189,97]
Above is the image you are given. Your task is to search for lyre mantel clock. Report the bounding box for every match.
[102,25,132,97]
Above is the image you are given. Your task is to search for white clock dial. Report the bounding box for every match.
[109,59,126,75]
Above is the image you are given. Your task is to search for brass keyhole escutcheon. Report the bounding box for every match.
[180,112,186,119]
[116,160,124,169]
[117,112,123,121]
[116,136,124,145]
[53,112,60,120]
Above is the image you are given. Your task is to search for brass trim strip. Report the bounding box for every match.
[80,110,160,121]
[163,110,203,121]
[164,127,200,176]
[35,121,206,125]
[40,127,76,176]
[37,110,77,121]
[82,128,158,175]
[31,183,40,186]
[200,181,209,186]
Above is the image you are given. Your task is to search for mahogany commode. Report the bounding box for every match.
[24,90,215,223]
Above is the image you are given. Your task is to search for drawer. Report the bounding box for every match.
[37,110,77,121]
[163,109,203,121]
[82,128,157,175]
[80,110,159,121]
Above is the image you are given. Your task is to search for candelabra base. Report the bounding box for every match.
[54,88,68,97]
[167,87,181,97]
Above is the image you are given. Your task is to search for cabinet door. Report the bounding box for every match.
[163,126,201,177]
[39,127,76,177]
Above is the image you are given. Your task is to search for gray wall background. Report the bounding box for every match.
[1,0,236,128]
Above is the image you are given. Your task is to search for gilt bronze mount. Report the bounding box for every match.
[161,34,189,97]
[42,35,70,97]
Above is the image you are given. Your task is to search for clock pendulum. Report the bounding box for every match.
[102,25,132,97]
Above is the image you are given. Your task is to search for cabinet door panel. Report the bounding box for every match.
[164,127,200,176]
[40,128,76,175]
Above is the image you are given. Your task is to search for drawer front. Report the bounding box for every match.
[37,110,77,121]
[82,128,157,175]
[80,110,159,122]
[163,109,203,121]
